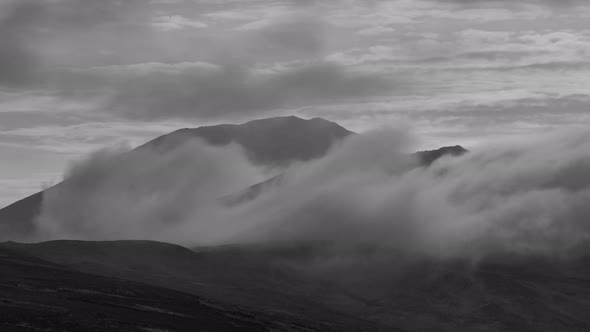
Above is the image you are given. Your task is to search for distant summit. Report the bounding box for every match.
[0,116,354,240]
[142,116,354,167]
[224,145,469,206]
[0,116,466,241]
[416,145,468,165]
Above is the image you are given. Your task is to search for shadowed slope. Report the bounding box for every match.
[142,116,354,167]
[5,240,590,332]
[0,192,43,241]
[416,145,468,165]
[0,244,333,332]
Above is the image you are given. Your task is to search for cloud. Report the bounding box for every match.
[432,0,587,5]
[152,15,207,31]
[0,0,150,86]
[34,138,264,242]
[236,10,328,58]
[234,128,590,260]
[0,120,188,154]
[0,0,395,121]
[55,61,394,120]
[0,0,45,86]
[32,127,590,262]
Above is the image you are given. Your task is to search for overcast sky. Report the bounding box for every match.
[1,0,589,206]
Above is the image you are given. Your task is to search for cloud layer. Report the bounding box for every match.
[34,139,264,242]
[33,128,590,261]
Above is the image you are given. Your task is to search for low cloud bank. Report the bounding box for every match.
[34,128,590,260]
[34,140,264,243]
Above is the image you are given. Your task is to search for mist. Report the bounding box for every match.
[34,139,265,243]
[235,129,590,261]
[33,128,590,261]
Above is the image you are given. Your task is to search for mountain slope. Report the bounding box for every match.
[223,145,469,205]
[1,240,386,331]
[416,145,467,165]
[0,191,43,241]
[0,116,353,241]
[6,240,590,332]
[0,244,332,332]
[0,116,466,241]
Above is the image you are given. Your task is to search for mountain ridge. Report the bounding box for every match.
[140,115,354,166]
[0,116,466,241]
[4,239,590,331]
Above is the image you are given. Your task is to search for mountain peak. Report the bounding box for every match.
[416,145,468,165]
[144,116,354,167]
[238,115,345,131]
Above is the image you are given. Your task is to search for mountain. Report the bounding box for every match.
[0,243,333,331]
[416,145,468,165]
[223,145,469,205]
[1,240,386,331]
[0,191,43,241]
[0,116,353,241]
[4,240,590,332]
[0,116,465,241]
[141,115,354,167]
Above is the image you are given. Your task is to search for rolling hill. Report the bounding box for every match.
[4,240,590,331]
[0,243,333,331]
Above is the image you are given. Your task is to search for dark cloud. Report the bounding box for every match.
[0,1,45,86]
[0,0,394,120]
[55,62,394,120]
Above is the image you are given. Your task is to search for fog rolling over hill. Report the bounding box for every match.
[0,116,352,242]
[3,116,590,260]
[2,0,590,329]
[0,116,466,245]
[0,243,336,332]
[143,116,354,167]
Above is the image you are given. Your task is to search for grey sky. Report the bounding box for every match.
[1,0,589,206]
